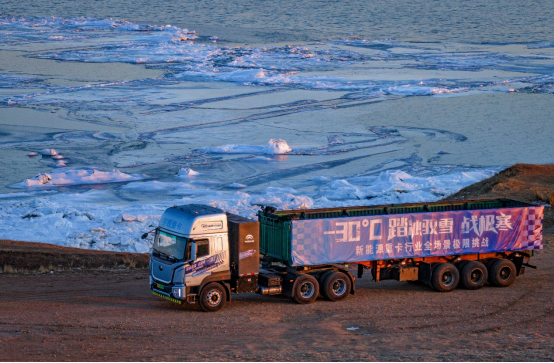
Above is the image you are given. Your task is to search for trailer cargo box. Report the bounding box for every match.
[259,199,543,266]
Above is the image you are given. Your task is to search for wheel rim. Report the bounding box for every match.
[300,282,315,299]
[442,271,454,286]
[470,268,484,284]
[206,289,222,307]
[332,279,347,296]
[499,266,512,281]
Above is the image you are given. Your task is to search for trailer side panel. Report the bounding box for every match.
[290,206,543,266]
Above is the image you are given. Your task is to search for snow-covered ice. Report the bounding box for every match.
[12,168,148,188]
[0,168,498,252]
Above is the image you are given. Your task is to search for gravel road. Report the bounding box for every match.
[1,251,553,361]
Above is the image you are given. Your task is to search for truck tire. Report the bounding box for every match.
[460,261,488,290]
[485,258,500,284]
[199,282,227,312]
[318,270,334,287]
[489,259,517,287]
[431,263,459,292]
[321,272,351,302]
[456,260,469,274]
[292,274,319,304]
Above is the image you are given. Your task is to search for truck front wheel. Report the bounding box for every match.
[322,272,351,301]
[292,274,319,304]
[199,282,227,312]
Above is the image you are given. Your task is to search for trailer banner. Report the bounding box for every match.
[290,206,543,266]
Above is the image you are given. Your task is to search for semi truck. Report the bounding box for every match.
[149,199,543,312]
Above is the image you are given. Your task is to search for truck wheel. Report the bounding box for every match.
[322,272,351,301]
[199,282,227,312]
[292,274,319,304]
[431,263,459,292]
[489,259,517,287]
[460,261,487,290]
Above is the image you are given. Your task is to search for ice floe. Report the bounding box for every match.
[178,168,200,177]
[12,168,148,188]
[41,149,58,156]
[201,139,293,155]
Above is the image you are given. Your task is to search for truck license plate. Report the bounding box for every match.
[157,283,164,289]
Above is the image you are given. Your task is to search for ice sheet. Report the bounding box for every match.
[1,15,553,98]
[0,14,551,253]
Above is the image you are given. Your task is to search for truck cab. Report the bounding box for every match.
[149,204,259,311]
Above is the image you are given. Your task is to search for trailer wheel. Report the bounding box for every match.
[489,259,517,287]
[322,272,351,302]
[460,261,488,290]
[292,274,319,304]
[431,263,459,292]
[199,282,227,312]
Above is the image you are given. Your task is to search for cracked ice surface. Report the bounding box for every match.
[0,15,552,252]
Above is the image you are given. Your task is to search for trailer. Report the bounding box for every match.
[149,199,543,311]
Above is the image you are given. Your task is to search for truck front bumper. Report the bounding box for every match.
[150,276,186,303]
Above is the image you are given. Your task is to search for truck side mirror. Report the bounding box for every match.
[190,241,197,261]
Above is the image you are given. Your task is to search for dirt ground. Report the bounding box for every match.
[1,163,553,361]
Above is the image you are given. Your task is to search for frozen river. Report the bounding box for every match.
[0,2,552,252]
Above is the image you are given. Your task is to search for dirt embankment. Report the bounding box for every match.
[0,239,149,274]
[444,163,554,249]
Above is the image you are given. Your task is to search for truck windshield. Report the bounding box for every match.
[153,230,190,261]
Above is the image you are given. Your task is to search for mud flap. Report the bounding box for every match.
[418,263,432,285]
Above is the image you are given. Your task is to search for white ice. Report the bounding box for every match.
[11,168,148,188]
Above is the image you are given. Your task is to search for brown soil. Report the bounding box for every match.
[0,239,149,273]
[1,164,553,361]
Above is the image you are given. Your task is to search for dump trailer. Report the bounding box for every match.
[149,199,543,312]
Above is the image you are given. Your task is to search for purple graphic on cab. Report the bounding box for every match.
[290,207,543,266]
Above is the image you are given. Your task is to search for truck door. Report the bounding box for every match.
[184,238,211,286]
[184,235,230,287]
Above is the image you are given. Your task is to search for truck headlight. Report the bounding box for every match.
[172,286,184,299]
